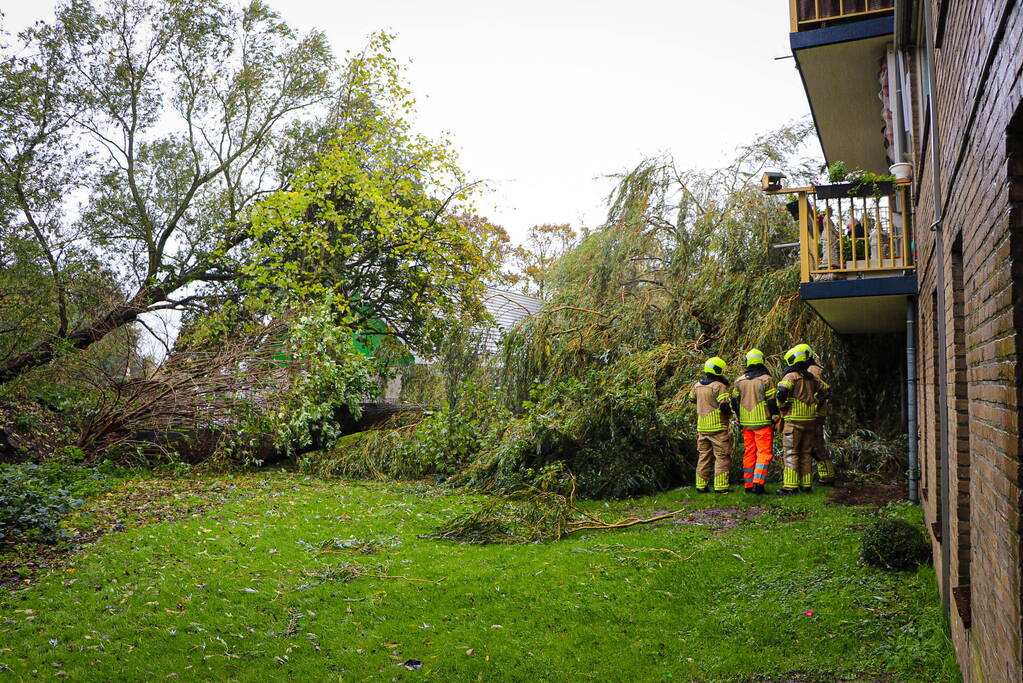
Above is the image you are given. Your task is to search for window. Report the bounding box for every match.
[950,235,970,589]
[930,290,942,541]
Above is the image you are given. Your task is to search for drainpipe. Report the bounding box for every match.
[922,0,952,618]
[906,298,919,503]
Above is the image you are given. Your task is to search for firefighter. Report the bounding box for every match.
[776,346,829,495]
[794,343,836,485]
[689,357,733,494]
[731,348,780,495]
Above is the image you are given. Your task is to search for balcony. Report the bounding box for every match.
[795,180,914,281]
[780,180,917,334]
[790,0,895,33]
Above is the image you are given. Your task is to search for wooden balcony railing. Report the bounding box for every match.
[789,0,895,32]
[788,181,914,284]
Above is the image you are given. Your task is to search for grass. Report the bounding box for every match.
[0,474,959,681]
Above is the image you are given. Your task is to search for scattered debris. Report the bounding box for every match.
[424,489,768,544]
[292,563,440,592]
[672,506,767,531]
[301,536,400,555]
[282,608,304,638]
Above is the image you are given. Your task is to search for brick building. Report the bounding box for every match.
[781,1,1023,679]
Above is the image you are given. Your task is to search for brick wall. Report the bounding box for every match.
[912,0,1023,679]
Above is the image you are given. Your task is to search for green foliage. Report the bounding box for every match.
[823,161,896,197]
[828,429,907,479]
[411,383,512,477]
[847,170,897,198]
[240,110,490,356]
[827,160,850,183]
[236,306,377,457]
[0,464,111,544]
[301,379,509,480]
[299,420,426,480]
[3,11,494,461]
[860,517,931,571]
[423,492,572,544]
[499,120,827,414]
[0,0,339,384]
[457,345,699,498]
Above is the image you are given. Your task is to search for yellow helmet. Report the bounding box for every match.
[784,346,808,367]
[702,357,727,377]
[745,348,765,367]
[794,342,813,360]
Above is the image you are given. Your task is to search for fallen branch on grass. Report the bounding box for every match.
[422,487,691,544]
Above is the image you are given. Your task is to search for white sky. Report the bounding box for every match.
[4,0,817,243]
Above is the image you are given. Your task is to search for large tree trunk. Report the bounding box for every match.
[0,293,154,385]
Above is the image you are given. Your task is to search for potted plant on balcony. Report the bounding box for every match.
[815,161,896,199]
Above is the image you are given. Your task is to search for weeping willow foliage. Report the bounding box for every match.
[312,120,907,497]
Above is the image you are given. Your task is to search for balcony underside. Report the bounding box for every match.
[791,16,894,174]
[800,274,917,333]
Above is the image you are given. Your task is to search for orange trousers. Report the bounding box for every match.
[742,426,774,488]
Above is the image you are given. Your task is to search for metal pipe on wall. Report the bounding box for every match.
[906,298,919,503]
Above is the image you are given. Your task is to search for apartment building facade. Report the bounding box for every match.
[783,1,1023,679]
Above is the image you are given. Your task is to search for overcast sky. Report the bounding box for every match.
[4,0,816,243]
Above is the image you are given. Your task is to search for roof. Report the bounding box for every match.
[479,288,543,354]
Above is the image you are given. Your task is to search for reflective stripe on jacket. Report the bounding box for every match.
[778,370,829,422]
[732,373,777,428]
[690,380,731,433]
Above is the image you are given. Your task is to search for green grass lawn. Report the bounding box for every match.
[1,474,959,682]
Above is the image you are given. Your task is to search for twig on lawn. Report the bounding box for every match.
[361,573,445,584]
[566,508,687,534]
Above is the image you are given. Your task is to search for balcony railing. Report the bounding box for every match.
[789,0,895,32]
[788,181,914,284]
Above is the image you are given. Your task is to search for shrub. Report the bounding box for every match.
[860,517,930,570]
[0,464,90,545]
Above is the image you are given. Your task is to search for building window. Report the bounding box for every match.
[950,234,970,590]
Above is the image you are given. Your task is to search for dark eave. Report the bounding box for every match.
[791,15,895,175]
[800,274,917,334]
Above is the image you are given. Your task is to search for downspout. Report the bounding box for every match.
[895,8,918,507]
[906,299,919,503]
[922,0,952,617]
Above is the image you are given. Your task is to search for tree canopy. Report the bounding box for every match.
[0,0,489,387]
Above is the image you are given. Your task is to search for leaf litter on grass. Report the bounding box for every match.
[0,476,267,587]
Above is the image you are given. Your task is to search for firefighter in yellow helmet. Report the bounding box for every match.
[794,343,836,485]
[689,357,733,494]
[731,348,780,495]
[776,346,829,495]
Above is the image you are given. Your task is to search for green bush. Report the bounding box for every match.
[0,464,91,543]
[860,517,930,571]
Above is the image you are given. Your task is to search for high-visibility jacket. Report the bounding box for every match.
[731,367,778,429]
[689,378,732,433]
[778,366,829,423]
